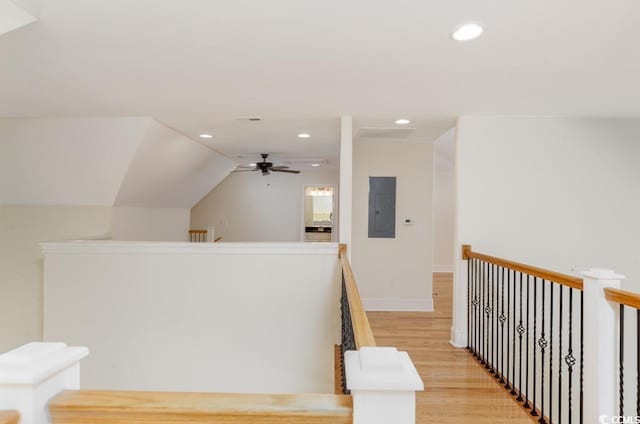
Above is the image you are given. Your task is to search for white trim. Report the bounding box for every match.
[362,298,433,312]
[433,265,453,273]
[449,327,467,348]
[40,240,339,256]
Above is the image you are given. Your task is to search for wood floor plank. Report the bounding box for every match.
[367,273,534,423]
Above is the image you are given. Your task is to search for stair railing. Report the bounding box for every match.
[462,244,634,424]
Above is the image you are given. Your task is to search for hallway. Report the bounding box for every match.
[367,273,532,423]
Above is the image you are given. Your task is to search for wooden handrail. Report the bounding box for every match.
[462,245,584,290]
[339,244,376,348]
[604,287,640,309]
[188,230,208,234]
[0,411,19,424]
[214,236,222,242]
[49,390,352,424]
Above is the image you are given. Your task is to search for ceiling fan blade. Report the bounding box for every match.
[232,169,258,173]
[270,166,290,170]
[235,165,255,169]
[272,169,301,174]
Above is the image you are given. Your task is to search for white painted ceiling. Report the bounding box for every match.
[3,1,639,132]
[2,0,639,205]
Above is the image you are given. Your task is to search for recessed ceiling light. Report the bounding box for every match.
[311,163,320,167]
[395,119,411,125]
[199,134,213,139]
[249,163,256,166]
[452,23,484,41]
[297,133,311,139]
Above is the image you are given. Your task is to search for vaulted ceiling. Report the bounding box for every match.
[0,118,236,207]
[2,0,639,206]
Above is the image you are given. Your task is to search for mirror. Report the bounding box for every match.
[303,186,335,242]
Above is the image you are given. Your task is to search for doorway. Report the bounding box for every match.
[302,185,337,242]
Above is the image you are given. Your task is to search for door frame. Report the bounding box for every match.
[300,184,338,242]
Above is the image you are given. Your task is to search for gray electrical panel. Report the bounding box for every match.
[368,176,396,238]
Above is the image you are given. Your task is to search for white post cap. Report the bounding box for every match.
[581,268,625,280]
[0,342,89,385]
[345,347,424,391]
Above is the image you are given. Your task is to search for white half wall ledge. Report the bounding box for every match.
[0,0,36,36]
[40,240,340,255]
[362,298,433,312]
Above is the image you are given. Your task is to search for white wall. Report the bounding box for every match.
[452,117,640,344]
[0,205,112,353]
[42,242,340,394]
[0,205,194,354]
[0,117,236,209]
[433,130,455,272]
[351,142,434,312]
[111,207,190,241]
[0,118,148,206]
[191,170,339,242]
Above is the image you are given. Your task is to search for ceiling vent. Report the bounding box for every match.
[357,126,416,140]
[281,158,328,166]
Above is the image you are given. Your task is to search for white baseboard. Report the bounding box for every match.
[362,297,433,312]
[450,327,467,348]
[433,265,453,273]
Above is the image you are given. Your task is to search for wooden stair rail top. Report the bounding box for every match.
[604,287,640,309]
[49,390,352,424]
[462,244,584,290]
[188,229,208,234]
[339,244,376,348]
[0,411,19,424]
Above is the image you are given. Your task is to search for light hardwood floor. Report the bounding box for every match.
[367,273,533,423]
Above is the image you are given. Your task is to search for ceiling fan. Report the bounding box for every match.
[233,153,301,176]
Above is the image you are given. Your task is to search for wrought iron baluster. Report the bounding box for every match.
[340,271,355,394]
[566,288,575,424]
[481,261,486,364]
[532,277,539,417]
[517,272,524,402]
[476,259,481,359]
[487,264,494,374]
[470,258,476,355]
[484,261,490,368]
[499,266,506,384]
[620,304,624,417]
[524,274,531,409]
[509,271,516,395]
[558,285,564,424]
[491,265,498,375]
[538,279,548,423]
[479,261,484,363]
[510,269,517,396]
[467,255,471,351]
[549,281,554,423]
[580,290,584,424]
[505,267,512,389]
